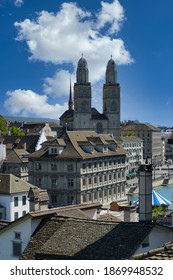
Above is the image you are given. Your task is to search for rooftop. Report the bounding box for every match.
[21,217,154,260]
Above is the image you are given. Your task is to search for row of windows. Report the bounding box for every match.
[35,177,74,188]
[82,172,125,186]
[14,196,27,207]
[35,162,74,171]
[82,159,125,171]
[124,143,142,148]
[82,185,125,202]
[14,210,26,220]
[3,166,28,172]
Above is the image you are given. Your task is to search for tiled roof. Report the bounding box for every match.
[0,135,41,152]
[121,123,161,132]
[59,110,74,121]
[28,187,49,202]
[66,131,127,159]
[4,149,29,163]
[29,202,102,218]
[133,243,173,260]
[29,131,127,160]
[0,174,34,194]
[21,217,154,260]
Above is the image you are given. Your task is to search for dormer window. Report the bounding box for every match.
[103,146,108,153]
[81,145,94,154]
[51,148,57,154]
[49,146,64,155]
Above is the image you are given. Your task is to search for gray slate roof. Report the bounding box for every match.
[121,123,161,132]
[21,217,154,260]
[133,242,173,260]
[0,174,34,194]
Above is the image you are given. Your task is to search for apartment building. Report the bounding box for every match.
[28,131,127,207]
[121,123,163,165]
[116,136,143,175]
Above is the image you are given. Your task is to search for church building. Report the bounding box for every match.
[60,56,121,136]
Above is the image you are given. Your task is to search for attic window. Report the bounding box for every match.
[14,232,21,239]
[51,148,57,154]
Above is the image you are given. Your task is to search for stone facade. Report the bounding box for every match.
[60,56,120,136]
[28,131,127,207]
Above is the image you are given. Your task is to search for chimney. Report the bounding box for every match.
[138,163,152,222]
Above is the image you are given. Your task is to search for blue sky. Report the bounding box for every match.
[0,0,173,127]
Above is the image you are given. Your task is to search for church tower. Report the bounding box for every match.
[103,57,120,136]
[73,55,92,130]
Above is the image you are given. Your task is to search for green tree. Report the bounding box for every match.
[10,126,25,136]
[0,115,8,135]
[152,206,165,221]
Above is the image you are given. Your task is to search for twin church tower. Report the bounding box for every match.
[60,56,120,136]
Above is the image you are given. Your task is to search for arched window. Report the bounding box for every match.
[104,101,107,111]
[111,101,117,111]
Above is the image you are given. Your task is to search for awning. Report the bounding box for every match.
[133,190,172,206]
[126,172,136,177]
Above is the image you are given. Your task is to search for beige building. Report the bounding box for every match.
[121,123,163,165]
[28,131,127,207]
[116,136,143,175]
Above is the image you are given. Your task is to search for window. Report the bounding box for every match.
[51,163,57,171]
[88,178,92,185]
[22,211,26,216]
[51,195,57,203]
[22,196,26,205]
[67,164,73,171]
[14,197,18,207]
[51,178,58,187]
[104,175,107,183]
[67,195,74,204]
[94,177,97,184]
[88,162,92,170]
[82,163,86,171]
[82,178,86,186]
[36,177,42,187]
[13,242,22,257]
[35,162,41,170]
[51,148,57,154]
[14,212,18,220]
[68,179,74,188]
[14,232,21,239]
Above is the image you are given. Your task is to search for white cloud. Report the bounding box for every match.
[14,0,24,7]
[14,1,133,72]
[4,89,67,119]
[96,0,125,34]
[9,1,133,119]
[43,70,75,98]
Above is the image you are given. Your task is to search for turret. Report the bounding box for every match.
[76,55,89,84]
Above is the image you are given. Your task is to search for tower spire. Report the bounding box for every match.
[68,76,73,110]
